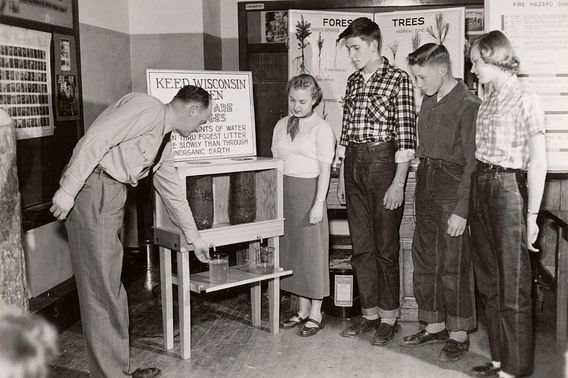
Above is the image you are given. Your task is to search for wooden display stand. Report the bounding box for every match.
[153,157,291,359]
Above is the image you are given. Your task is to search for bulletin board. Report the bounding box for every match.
[0,0,84,230]
[486,0,568,172]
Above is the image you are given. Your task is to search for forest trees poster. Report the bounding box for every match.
[288,10,372,140]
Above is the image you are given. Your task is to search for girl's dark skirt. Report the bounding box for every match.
[280,175,330,299]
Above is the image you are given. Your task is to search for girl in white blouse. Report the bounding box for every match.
[272,74,336,337]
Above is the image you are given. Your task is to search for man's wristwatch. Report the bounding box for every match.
[392,181,405,189]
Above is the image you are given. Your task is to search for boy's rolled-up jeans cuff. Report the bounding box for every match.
[362,307,401,319]
[379,307,401,319]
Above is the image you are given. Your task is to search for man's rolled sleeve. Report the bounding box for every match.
[394,72,417,152]
[153,148,201,245]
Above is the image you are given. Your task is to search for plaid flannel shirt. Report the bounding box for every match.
[475,75,545,170]
[339,57,416,160]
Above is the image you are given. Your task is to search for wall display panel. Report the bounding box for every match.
[288,10,373,140]
[375,7,465,109]
[485,0,568,172]
[0,24,53,140]
[0,0,73,28]
[0,0,83,230]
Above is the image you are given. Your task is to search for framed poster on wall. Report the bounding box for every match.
[288,10,373,141]
[375,7,465,110]
[146,69,257,161]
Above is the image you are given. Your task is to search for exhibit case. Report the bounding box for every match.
[153,156,291,359]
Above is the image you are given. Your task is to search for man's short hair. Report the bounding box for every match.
[407,43,452,69]
[337,17,382,50]
[173,85,211,108]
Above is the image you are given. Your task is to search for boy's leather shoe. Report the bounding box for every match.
[438,338,470,362]
[371,322,398,346]
[132,367,162,378]
[340,317,380,338]
[470,362,500,377]
[401,328,449,347]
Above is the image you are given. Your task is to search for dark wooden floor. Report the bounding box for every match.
[47,248,567,378]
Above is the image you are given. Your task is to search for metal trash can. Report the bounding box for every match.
[323,257,361,318]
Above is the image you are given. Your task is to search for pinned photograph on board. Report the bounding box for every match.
[0,0,20,14]
[56,73,78,118]
[261,11,288,43]
[465,8,484,36]
[60,39,71,71]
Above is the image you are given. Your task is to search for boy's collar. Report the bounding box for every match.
[359,56,389,79]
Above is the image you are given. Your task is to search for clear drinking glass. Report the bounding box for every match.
[209,253,229,283]
[254,246,274,273]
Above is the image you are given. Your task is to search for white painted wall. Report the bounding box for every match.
[78,0,130,33]
[128,0,204,34]
[204,0,221,38]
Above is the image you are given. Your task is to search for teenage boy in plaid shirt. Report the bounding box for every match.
[336,17,416,345]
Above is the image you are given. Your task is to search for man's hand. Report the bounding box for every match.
[309,202,324,224]
[50,188,75,220]
[192,237,210,263]
[527,214,540,252]
[383,184,404,210]
[446,213,467,237]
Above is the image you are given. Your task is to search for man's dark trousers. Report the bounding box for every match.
[344,141,402,318]
[412,158,475,331]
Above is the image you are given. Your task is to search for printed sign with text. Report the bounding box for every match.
[147,69,257,161]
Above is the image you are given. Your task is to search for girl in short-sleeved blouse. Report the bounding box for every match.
[272,74,336,337]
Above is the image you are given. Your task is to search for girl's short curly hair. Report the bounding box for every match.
[286,74,323,109]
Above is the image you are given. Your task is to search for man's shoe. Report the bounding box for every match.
[371,322,398,346]
[470,362,501,377]
[438,338,470,362]
[132,367,162,378]
[340,317,380,338]
[400,328,449,347]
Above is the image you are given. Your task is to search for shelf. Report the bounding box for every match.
[154,218,284,251]
[187,265,292,293]
[174,156,283,176]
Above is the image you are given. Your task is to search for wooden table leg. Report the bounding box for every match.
[557,228,568,347]
[268,237,280,334]
[159,247,174,350]
[248,241,262,327]
[177,251,191,359]
[251,282,261,327]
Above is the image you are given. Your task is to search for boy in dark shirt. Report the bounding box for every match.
[401,43,480,362]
